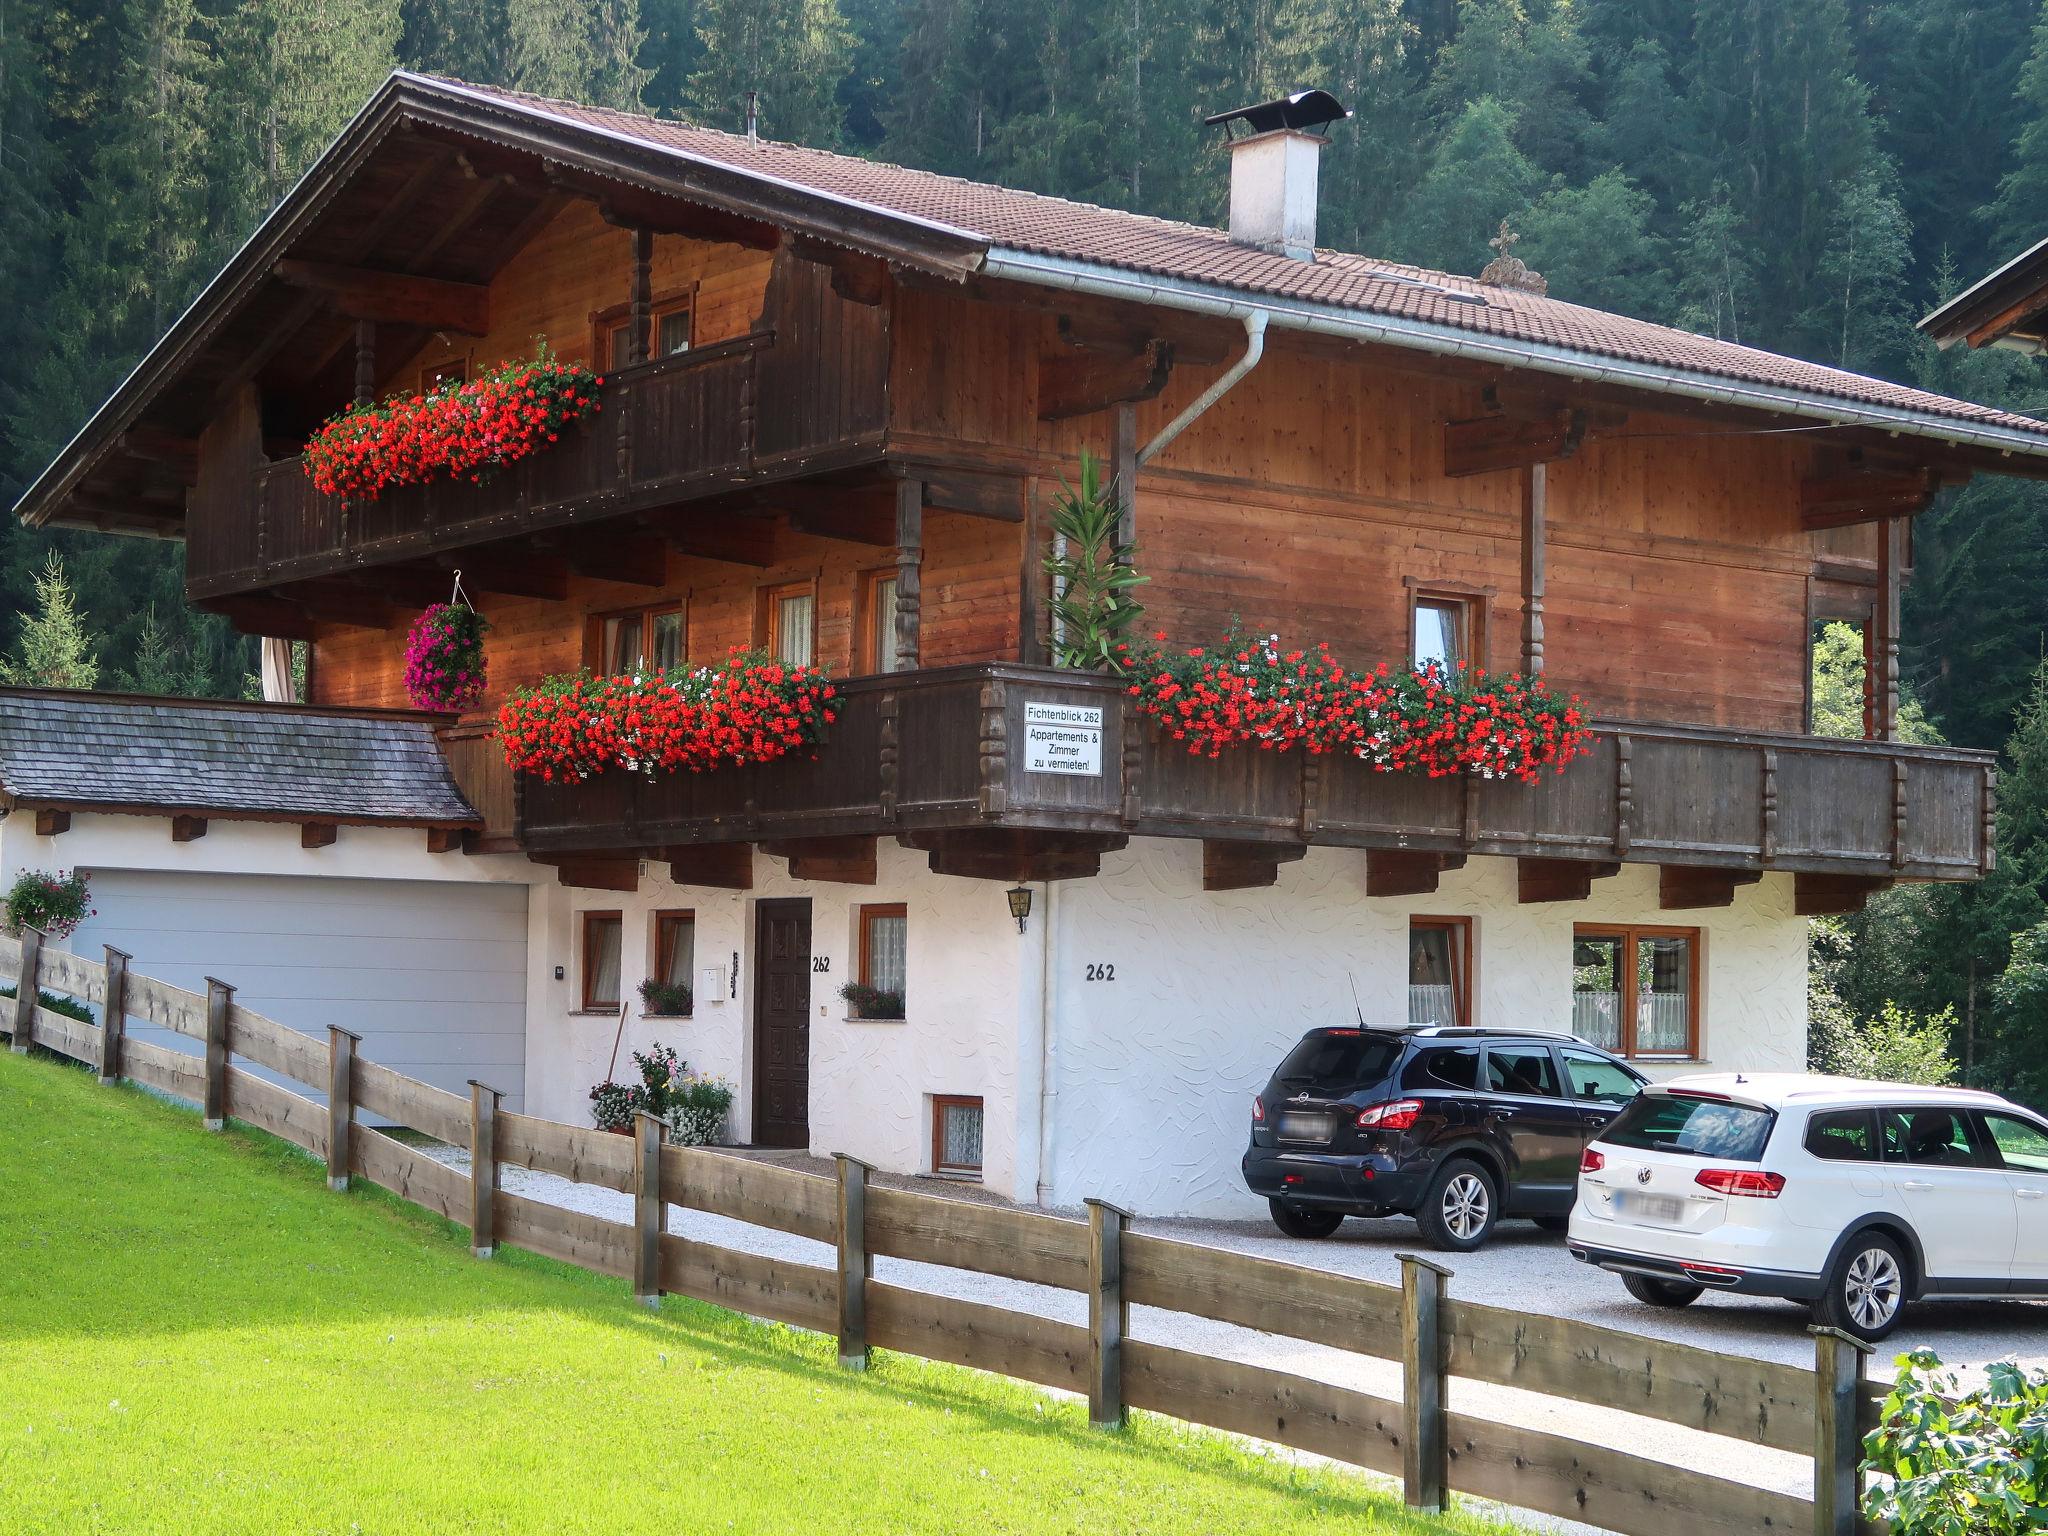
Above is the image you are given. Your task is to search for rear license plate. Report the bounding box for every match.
[1277,1112,1334,1142]
[1620,1191,1688,1225]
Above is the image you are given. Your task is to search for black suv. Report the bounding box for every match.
[1241,1025,1647,1251]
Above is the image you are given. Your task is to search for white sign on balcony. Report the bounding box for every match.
[1024,701,1103,776]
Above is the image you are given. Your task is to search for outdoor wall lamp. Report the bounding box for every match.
[1006,884,1033,934]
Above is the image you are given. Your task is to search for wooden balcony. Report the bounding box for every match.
[187,323,887,599]
[512,664,1996,903]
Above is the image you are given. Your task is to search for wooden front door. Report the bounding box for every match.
[751,899,813,1148]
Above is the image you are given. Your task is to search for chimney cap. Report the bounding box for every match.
[1204,90,1350,138]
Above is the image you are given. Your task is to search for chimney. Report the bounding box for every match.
[1204,90,1350,262]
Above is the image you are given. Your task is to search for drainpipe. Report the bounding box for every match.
[1034,878,1060,1205]
[1140,310,1268,465]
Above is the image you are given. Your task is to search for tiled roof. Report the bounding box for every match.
[432,75,2048,445]
[0,691,480,824]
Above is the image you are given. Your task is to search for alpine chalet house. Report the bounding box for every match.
[13,76,2037,1216]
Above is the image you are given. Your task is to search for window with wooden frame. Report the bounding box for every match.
[1570,924,1700,1059]
[647,910,695,1016]
[761,580,817,669]
[593,292,694,372]
[932,1095,984,1176]
[1405,579,1488,676]
[857,567,902,674]
[857,902,906,1000]
[590,602,685,676]
[581,910,623,1012]
[1408,916,1473,1028]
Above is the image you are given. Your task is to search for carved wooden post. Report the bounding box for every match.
[98,945,129,1084]
[1521,461,1546,676]
[1811,1326,1873,1536]
[1871,515,1903,741]
[835,1154,872,1370]
[633,1109,664,1307]
[628,226,653,365]
[1759,747,1779,866]
[352,319,376,407]
[977,678,1009,817]
[327,1026,358,1191]
[1086,1198,1130,1429]
[470,1080,501,1258]
[894,477,923,672]
[1400,1253,1452,1512]
[1612,733,1633,859]
[9,924,41,1053]
[202,978,232,1130]
[1112,401,1138,550]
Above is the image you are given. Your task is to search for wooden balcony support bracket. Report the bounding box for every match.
[538,856,640,893]
[1202,839,1308,892]
[271,258,490,335]
[771,485,899,546]
[1442,406,1587,478]
[1365,848,1463,899]
[1800,465,1943,531]
[300,821,339,850]
[895,477,923,671]
[1517,857,1620,904]
[170,815,208,843]
[761,836,877,885]
[1795,873,1893,918]
[439,552,570,601]
[426,827,466,854]
[919,469,1026,523]
[284,578,394,630]
[202,594,317,642]
[901,829,1127,883]
[561,534,670,589]
[1037,338,1174,421]
[33,809,70,838]
[643,511,778,568]
[978,679,1009,817]
[1658,865,1763,911]
[661,843,754,890]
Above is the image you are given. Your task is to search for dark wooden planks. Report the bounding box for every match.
[1124,1341,1406,1478]
[868,1282,1090,1393]
[1122,1231,1404,1361]
[864,1185,1089,1291]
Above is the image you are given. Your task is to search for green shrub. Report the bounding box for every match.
[0,984,94,1023]
[1863,1348,2048,1535]
[637,976,692,1016]
[1811,1001,1958,1085]
[663,1073,733,1146]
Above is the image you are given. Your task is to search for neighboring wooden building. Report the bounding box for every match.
[15,74,2041,1214]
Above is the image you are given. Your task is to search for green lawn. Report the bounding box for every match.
[0,1049,1519,1535]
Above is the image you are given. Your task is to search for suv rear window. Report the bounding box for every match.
[1273,1032,1404,1093]
[1403,1047,1480,1092]
[1601,1093,1776,1161]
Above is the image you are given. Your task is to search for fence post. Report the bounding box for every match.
[835,1154,871,1370]
[469,1080,501,1258]
[98,946,129,1084]
[1400,1252,1453,1513]
[326,1027,358,1192]
[1811,1325,1874,1536]
[632,1110,664,1308]
[202,978,232,1130]
[9,925,42,1053]
[1085,1198,1131,1429]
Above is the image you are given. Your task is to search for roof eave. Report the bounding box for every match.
[986,249,2048,468]
[1919,234,2048,349]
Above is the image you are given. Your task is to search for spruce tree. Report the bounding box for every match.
[688,0,851,144]
[1516,168,1668,317]
[1,552,100,689]
[1396,96,1537,275]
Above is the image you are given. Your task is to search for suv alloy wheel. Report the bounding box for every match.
[1418,1158,1497,1251]
[1815,1232,1907,1341]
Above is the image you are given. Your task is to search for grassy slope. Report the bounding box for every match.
[0,1051,1518,1536]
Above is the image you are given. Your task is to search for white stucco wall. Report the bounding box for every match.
[1041,840,1809,1219]
[526,839,1034,1199]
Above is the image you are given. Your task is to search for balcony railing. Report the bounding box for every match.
[187,329,887,598]
[513,664,1996,882]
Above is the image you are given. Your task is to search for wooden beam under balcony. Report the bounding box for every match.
[301,822,339,850]
[34,809,70,838]
[171,815,208,843]
[441,552,570,601]
[761,484,899,546]
[1443,408,1587,477]
[900,829,1126,882]
[542,534,669,589]
[531,856,639,893]
[284,578,394,630]
[1517,857,1620,904]
[1202,839,1306,891]
[791,235,889,305]
[200,594,318,641]
[647,515,779,567]
[1794,872,1892,916]
[1365,849,1466,898]
[271,259,490,335]
[762,836,877,884]
[920,469,1026,522]
[1037,338,1174,421]
[1800,466,1944,530]
[660,843,754,890]
[1659,865,1762,910]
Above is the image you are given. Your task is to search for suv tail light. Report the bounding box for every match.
[1252,1096,1265,1124]
[1579,1147,1605,1173]
[1357,1098,1422,1131]
[1695,1168,1785,1198]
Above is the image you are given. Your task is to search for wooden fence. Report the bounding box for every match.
[1,928,1877,1536]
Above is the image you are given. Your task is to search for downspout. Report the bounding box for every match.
[1034,878,1060,1205]
[1140,310,1268,466]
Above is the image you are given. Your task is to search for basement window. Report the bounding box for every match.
[933,1095,984,1177]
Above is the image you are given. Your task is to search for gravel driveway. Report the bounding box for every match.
[420,1145,2048,1533]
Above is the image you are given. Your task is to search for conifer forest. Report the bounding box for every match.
[8,0,2048,1103]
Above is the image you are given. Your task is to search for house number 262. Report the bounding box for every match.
[1084,963,1116,982]
[812,956,831,974]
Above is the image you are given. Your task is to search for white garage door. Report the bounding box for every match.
[71,871,528,1112]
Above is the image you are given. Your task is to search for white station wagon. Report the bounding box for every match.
[1567,1074,2048,1340]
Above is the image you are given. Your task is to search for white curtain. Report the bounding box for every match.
[259,637,296,703]
[587,919,622,1009]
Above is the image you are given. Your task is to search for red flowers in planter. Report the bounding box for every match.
[1122,631,1591,783]
[302,352,601,501]
[497,650,837,783]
